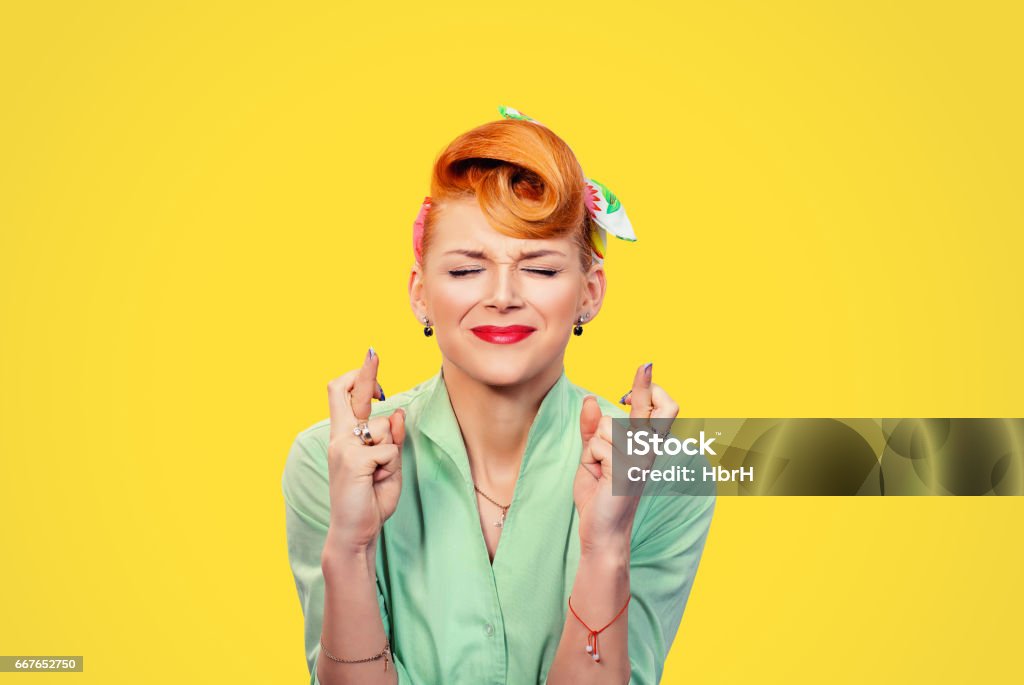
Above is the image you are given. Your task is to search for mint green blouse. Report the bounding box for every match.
[282,369,715,685]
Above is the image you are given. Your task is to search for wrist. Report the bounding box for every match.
[579,535,631,568]
[570,547,631,636]
[581,544,626,565]
[322,529,377,574]
[321,547,376,582]
[576,541,631,592]
[578,547,630,579]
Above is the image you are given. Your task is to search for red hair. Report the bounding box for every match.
[417,119,595,271]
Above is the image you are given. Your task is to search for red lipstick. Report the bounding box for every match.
[470,325,537,344]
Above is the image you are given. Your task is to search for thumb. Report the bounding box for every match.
[371,409,406,484]
[579,395,602,445]
[388,408,407,448]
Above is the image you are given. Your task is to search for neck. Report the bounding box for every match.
[441,358,564,489]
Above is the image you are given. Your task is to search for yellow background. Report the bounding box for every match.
[2,2,1022,682]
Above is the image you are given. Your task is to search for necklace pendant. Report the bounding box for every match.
[494,508,507,528]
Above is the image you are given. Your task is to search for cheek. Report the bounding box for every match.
[523,279,581,319]
[428,280,481,318]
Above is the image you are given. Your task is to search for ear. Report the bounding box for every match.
[578,261,607,323]
[409,262,428,322]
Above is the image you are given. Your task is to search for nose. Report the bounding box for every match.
[484,264,524,312]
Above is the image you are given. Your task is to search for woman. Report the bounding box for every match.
[282,106,715,685]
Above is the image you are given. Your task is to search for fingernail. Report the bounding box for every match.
[377,383,386,401]
[643,362,653,380]
[619,390,632,404]
[369,346,377,359]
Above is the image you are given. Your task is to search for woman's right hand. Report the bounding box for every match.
[324,348,406,560]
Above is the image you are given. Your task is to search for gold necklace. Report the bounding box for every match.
[473,485,511,528]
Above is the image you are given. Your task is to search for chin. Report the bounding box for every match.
[463,356,535,386]
[451,349,554,388]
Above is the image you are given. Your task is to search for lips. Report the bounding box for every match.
[470,325,537,344]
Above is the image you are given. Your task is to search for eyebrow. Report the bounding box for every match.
[441,249,568,259]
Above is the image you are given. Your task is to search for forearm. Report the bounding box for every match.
[318,536,397,685]
[546,544,632,685]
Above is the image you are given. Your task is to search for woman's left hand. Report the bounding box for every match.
[573,362,680,556]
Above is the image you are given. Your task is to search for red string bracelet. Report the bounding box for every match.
[567,594,631,663]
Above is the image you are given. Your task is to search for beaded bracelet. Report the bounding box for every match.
[319,635,392,672]
[568,594,631,663]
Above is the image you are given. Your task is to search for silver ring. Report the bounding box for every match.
[352,421,373,445]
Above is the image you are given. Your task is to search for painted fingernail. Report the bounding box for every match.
[643,362,653,380]
[377,383,386,401]
[619,390,632,404]
[369,346,377,359]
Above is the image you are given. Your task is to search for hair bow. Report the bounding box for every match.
[497,105,636,260]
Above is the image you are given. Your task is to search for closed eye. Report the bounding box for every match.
[448,268,484,278]
[523,268,559,277]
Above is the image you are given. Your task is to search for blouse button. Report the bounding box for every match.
[484,623,495,637]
